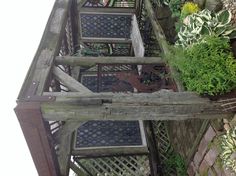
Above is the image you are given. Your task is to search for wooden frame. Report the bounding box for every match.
[15,0,235,175]
[15,0,73,175]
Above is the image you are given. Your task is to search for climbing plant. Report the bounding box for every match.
[163,149,187,176]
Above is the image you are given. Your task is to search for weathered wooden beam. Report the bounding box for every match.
[55,56,164,67]
[18,0,72,99]
[41,91,233,121]
[144,0,185,91]
[72,147,149,156]
[53,66,92,92]
[80,38,132,43]
[79,7,136,13]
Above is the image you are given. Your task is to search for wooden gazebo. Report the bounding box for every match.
[14,0,235,175]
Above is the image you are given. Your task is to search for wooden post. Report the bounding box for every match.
[14,102,60,176]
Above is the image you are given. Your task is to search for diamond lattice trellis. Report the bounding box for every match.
[80,14,132,38]
[75,121,142,148]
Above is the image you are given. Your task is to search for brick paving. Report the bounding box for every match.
[187,124,235,176]
[204,147,219,166]
[204,126,216,142]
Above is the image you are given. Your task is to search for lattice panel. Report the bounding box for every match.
[112,45,131,56]
[75,121,142,148]
[81,74,133,92]
[81,75,98,92]
[74,155,150,176]
[80,14,132,38]
[80,64,135,92]
[75,43,132,57]
[101,64,133,72]
[152,121,171,161]
[152,121,176,174]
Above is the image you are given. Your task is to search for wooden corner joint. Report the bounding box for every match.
[21,81,56,102]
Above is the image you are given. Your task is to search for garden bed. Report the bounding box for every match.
[157,0,236,100]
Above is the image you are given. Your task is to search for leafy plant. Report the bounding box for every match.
[180,2,200,20]
[176,9,236,47]
[163,150,187,176]
[220,126,236,173]
[172,35,236,95]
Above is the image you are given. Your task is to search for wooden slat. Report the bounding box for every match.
[80,38,132,43]
[96,158,121,175]
[41,91,232,121]
[131,15,144,57]
[91,159,111,173]
[55,56,164,66]
[79,7,136,13]
[52,66,92,92]
[113,157,138,175]
[18,0,72,99]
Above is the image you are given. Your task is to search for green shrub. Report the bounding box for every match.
[172,35,236,95]
[163,150,187,176]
